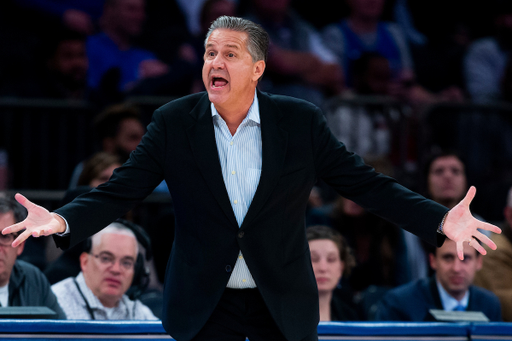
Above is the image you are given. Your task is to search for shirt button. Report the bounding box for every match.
[230,141,234,146]
[242,279,247,283]
[225,265,232,272]
[238,231,244,238]
[238,255,243,259]
[231,170,236,175]
[234,200,238,204]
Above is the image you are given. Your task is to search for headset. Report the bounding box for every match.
[83,218,153,300]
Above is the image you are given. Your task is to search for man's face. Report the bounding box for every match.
[50,40,88,83]
[111,0,146,37]
[309,239,344,293]
[80,233,137,306]
[428,156,467,203]
[202,29,265,113]
[114,118,145,154]
[0,213,24,287]
[429,239,482,300]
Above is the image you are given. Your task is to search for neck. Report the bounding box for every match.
[318,290,333,322]
[99,296,120,308]
[214,92,255,136]
[348,16,378,34]
[436,198,458,210]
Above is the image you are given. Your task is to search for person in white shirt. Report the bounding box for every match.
[51,222,157,320]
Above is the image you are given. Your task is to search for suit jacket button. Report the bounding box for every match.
[225,265,232,272]
[238,231,244,238]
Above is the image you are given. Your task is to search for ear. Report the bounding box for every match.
[79,252,89,272]
[15,241,25,257]
[504,207,512,225]
[429,253,437,271]
[252,60,266,82]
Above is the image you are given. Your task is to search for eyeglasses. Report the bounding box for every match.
[0,233,16,247]
[90,252,135,271]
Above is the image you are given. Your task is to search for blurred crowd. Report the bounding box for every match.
[0,0,512,326]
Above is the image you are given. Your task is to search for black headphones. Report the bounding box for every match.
[83,218,152,300]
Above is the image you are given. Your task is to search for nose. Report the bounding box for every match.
[109,260,123,273]
[452,258,463,272]
[212,54,225,69]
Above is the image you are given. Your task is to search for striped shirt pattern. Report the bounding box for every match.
[211,93,262,288]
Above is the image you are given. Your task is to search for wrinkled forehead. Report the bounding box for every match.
[206,28,248,49]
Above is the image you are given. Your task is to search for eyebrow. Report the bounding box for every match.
[205,43,241,50]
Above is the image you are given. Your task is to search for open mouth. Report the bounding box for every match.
[212,77,228,88]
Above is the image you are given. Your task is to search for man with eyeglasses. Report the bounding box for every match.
[51,222,157,320]
[0,198,65,318]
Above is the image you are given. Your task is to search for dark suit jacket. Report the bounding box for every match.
[373,276,503,322]
[54,90,447,340]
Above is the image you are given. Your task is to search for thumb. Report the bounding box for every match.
[461,186,476,207]
[14,193,36,211]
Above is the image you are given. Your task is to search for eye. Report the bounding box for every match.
[100,255,114,264]
[228,53,234,58]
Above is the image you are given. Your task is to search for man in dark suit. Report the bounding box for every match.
[374,239,502,321]
[2,16,501,341]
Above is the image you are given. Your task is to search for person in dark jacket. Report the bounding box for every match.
[374,239,502,321]
[0,198,65,318]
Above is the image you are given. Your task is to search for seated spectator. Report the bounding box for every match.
[307,225,359,321]
[242,0,343,107]
[68,104,145,189]
[474,186,512,321]
[77,152,122,188]
[374,239,502,321]
[307,158,409,292]
[87,0,169,100]
[322,0,463,104]
[325,53,394,159]
[51,222,158,320]
[464,1,512,102]
[4,29,88,100]
[0,198,65,318]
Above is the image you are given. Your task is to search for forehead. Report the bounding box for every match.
[431,156,464,170]
[436,239,476,258]
[206,29,248,50]
[309,239,339,254]
[95,233,137,255]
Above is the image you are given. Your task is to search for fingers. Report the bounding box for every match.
[461,186,476,207]
[12,229,31,248]
[14,193,36,211]
[456,240,465,260]
[2,221,26,235]
[468,237,487,256]
[478,221,502,235]
[474,230,497,251]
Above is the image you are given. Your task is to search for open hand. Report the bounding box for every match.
[442,186,501,260]
[1,193,66,247]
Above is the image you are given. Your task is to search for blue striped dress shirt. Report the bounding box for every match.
[211,93,261,288]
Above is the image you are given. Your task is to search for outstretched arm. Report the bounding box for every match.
[442,186,502,260]
[1,193,66,247]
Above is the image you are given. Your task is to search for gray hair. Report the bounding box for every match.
[91,222,138,254]
[0,197,27,224]
[204,16,269,64]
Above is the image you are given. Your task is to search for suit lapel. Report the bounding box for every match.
[185,93,238,229]
[240,91,288,230]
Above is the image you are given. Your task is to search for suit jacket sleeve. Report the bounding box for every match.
[53,108,168,249]
[310,107,447,246]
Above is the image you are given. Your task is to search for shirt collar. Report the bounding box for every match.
[436,277,469,311]
[211,90,260,125]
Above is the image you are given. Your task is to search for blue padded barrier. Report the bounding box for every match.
[0,320,511,341]
[470,322,512,341]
